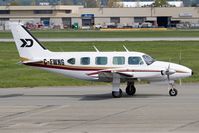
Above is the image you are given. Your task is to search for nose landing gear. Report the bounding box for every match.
[169,83,178,96]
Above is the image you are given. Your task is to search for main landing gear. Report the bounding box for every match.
[126,82,136,96]
[112,73,136,98]
[112,73,123,98]
[112,82,136,98]
[112,89,123,98]
[112,81,136,98]
[168,83,178,96]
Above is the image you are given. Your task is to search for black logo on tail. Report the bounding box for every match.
[20,39,33,47]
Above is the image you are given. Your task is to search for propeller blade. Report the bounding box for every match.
[168,64,170,70]
[167,74,170,81]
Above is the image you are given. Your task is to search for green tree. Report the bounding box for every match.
[107,0,122,8]
[154,0,169,7]
[83,0,98,8]
[62,0,73,5]
[31,0,36,5]
[10,0,20,6]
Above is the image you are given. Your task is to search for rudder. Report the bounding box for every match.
[10,22,50,61]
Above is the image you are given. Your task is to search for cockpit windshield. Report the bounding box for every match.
[142,55,155,65]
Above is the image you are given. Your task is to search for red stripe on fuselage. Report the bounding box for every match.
[25,63,103,71]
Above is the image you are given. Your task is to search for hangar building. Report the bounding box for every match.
[0,5,199,29]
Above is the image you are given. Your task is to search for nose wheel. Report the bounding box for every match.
[169,88,178,96]
[169,83,178,96]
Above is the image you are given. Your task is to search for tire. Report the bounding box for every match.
[112,89,123,98]
[169,88,178,96]
[126,85,136,96]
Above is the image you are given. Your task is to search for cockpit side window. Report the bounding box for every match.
[67,58,75,65]
[142,55,155,65]
[128,56,144,65]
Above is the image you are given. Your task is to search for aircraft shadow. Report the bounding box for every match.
[80,93,168,101]
[23,94,113,101]
[0,93,168,101]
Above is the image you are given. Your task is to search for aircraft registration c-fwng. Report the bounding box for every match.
[10,22,193,98]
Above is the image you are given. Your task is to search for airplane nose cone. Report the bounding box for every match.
[173,63,192,78]
[186,68,192,77]
[186,67,192,77]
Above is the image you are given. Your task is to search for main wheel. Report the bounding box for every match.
[112,89,123,98]
[169,88,178,96]
[126,84,136,96]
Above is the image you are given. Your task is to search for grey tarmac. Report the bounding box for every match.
[0,83,199,133]
[1,37,199,42]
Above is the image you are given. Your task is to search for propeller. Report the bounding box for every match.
[161,64,176,83]
[166,64,171,82]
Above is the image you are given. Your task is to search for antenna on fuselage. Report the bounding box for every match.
[93,45,99,52]
[123,45,129,52]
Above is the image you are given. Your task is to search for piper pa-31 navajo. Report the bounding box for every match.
[10,22,193,98]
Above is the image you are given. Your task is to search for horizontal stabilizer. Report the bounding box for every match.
[21,60,43,64]
[19,56,42,64]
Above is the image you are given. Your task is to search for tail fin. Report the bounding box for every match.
[9,22,50,61]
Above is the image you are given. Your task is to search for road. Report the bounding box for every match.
[1,37,199,42]
[0,84,199,133]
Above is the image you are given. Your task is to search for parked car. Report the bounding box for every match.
[140,22,152,28]
[94,24,102,29]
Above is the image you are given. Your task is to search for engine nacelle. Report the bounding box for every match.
[161,69,176,76]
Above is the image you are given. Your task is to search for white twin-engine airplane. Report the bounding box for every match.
[10,22,193,98]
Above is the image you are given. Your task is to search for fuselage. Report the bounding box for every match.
[25,51,192,82]
[10,22,193,98]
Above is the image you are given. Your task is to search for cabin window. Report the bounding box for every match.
[113,56,125,65]
[128,56,144,65]
[95,57,107,65]
[67,58,75,65]
[81,57,90,65]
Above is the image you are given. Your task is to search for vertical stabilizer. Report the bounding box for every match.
[10,22,50,60]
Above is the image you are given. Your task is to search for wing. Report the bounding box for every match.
[87,68,136,82]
